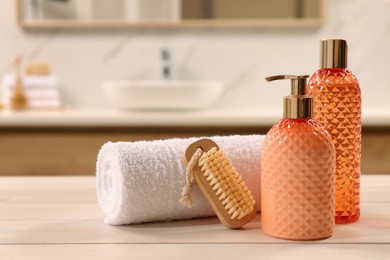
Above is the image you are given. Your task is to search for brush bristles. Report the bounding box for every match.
[198,147,256,220]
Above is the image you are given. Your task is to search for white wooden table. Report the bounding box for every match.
[0,175,389,259]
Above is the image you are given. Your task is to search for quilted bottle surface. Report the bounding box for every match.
[261,118,336,240]
[308,68,361,224]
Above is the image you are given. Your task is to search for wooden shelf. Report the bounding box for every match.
[15,0,327,29]
[18,18,324,29]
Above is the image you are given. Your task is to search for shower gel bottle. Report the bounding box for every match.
[307,39,361,224]
[261,75,336,240]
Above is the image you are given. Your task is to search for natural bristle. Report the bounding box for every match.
[198,147,256,221]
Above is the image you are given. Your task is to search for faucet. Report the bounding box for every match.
[160,48,171,80]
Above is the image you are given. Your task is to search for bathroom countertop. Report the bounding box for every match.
[0,109,389,127]
[0,109,277,127]
[0,175,389,259]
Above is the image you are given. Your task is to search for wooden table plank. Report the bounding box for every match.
[1,202,389,244]
[0,175,389,259]
[0,244,389,260]
[1,175,389,202]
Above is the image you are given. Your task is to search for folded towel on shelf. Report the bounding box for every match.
[1,74,61,109]
[96,134,265,225]
[2,74,58,89]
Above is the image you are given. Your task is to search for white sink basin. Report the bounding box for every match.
[102,80,224,110]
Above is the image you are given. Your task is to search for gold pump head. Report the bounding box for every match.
[265,75,312,119]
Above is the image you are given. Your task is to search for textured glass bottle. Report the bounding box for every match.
[261,75,336,240]
[307,39,361,224]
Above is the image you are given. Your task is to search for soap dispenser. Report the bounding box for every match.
[261,75,336,240]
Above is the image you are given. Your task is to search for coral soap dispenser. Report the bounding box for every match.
[307,39,361,224]
[261,75,336,240]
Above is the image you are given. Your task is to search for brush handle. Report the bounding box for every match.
[185,138,219,165]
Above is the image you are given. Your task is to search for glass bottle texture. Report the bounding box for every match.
[307,40,361,224]
[261,118,336,240]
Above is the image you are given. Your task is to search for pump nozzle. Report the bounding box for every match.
[265,74,312,119]
[266,75,309,95]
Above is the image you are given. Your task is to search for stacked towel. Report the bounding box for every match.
[96,135,265,225]
[1,74,61,109]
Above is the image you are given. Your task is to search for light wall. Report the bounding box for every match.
[0,0,388,115]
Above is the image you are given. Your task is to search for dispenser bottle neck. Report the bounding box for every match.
[283,96,313,119]
[265,75,313,119]
[284,77,312,119]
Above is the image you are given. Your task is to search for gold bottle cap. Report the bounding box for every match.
[265,75,312,119]
[320,39,348,68]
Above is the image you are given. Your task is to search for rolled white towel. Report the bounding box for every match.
[96,134,265,225]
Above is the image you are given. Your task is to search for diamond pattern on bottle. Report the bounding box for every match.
[308,69,361,223]
[261,119,335,240]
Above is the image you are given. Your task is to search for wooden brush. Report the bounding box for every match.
[183,138,256,229]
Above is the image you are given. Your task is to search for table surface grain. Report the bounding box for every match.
[0,175,389,259]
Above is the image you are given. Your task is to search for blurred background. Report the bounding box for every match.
[0,0,389,176]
